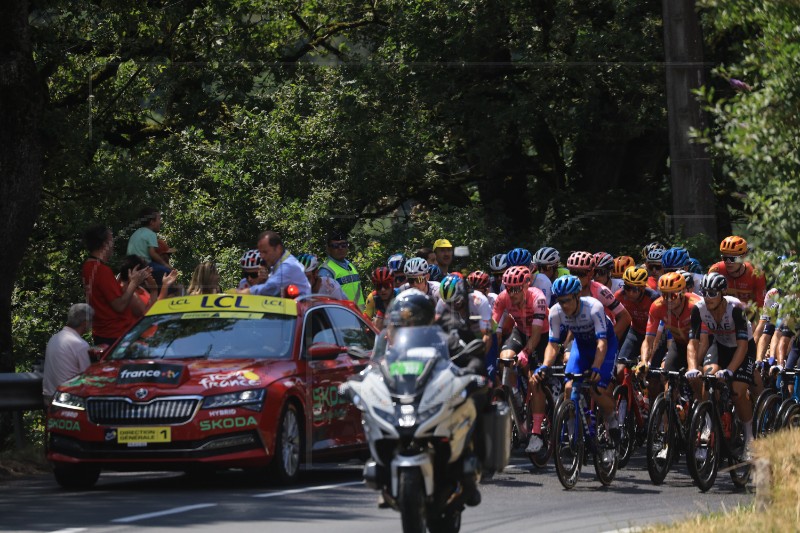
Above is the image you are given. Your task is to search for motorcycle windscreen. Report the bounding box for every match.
[381,325,451,396]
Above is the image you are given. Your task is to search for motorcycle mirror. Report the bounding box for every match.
[453,338,485,361]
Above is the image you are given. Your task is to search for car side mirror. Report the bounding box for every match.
[89,344,109,362]
[307,343,344,360]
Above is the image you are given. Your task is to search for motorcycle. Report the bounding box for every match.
[341,325,510,533]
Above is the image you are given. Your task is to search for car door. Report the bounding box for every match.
[325,306,377,444]
[302,307,354,452]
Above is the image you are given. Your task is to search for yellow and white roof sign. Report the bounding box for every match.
[147,294,298,317]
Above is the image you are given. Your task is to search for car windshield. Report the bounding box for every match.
[381,325,451,396]
[108,312,295,360]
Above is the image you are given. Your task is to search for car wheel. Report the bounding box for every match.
[270,402,302,484]
[53,464,100,490]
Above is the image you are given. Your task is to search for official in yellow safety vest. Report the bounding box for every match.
[319,230,365,310]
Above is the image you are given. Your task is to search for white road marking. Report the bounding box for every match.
[253,481,363,498]
[111,503,218,523]
[600,528,643,533]
[49,529,88,533]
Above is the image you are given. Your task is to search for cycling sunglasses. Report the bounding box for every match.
[244,271,260,279]
[623,284,641,292]
[568,269,590,278]
[407,276,427,285]
[722,255,743,264]
[506,286,524,294]
[594,268,609,277]
[704,289,721,298]
[376,283,394,291]
[663,292,682,300]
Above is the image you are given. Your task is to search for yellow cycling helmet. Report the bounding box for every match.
[613,256,636,279]
[720,235,748,256]
[658,271,686,293]
[622,266,649,287]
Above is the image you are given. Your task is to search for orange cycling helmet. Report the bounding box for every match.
[613,256,635,278]
[720,235,748,256]
[502,265,531,287]
[658,271,686,293]
[623,266,649,287]
[567,251,596,270]
[467,270,490,291]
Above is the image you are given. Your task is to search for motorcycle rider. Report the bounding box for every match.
[376,288,487,506]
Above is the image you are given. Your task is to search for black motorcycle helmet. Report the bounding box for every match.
[386,288,435,327]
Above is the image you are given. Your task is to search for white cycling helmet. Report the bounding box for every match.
[489,253,508,273]
[404,257,429,277]
[240,249,262,270]
[533,246,560,266]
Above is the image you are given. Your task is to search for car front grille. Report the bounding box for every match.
[86,396,201,425]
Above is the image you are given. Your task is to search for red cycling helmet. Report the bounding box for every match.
[467,270,490,291]
[502,265,531,287]
[371,267,394,286]
[567,251,596,270]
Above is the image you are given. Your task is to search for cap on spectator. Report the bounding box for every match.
[433,238,453,250]
[157,238,176,254]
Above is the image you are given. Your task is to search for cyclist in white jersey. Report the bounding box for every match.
[399,257,441,304]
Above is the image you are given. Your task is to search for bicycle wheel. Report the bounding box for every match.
[592,406,618,486]
[686,401,719,492]
[553,399,583,490]
[781,402,800,429]
[777,399,800,430]
[613,385,635,469]
[754,391,781,438]
[645,393,674,485]
[528,387,555,468]
[726,409,750,490]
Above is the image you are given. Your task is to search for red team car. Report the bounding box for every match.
[46,294,377,489]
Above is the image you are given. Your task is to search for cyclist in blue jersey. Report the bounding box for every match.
[530,275,620,456]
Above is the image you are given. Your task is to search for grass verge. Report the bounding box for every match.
[647,429,800,532]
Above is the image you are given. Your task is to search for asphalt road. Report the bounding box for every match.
[1,452,752,533]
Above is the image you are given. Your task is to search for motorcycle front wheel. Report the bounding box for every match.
[398,469,426,533]
[427,505,462,533]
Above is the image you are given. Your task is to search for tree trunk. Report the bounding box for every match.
[0,0,46,373]
[662,0,717,240]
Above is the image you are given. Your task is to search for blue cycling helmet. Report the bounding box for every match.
[506,247,533,267]
[428,263,444,282]
[387,253,406,273]
[687,257,703,274]
[662,247,690,270]
[552,275,582,297]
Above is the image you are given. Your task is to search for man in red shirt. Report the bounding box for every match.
[708,235,767,317]
[81,225,151,346]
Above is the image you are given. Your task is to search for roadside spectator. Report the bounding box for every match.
[42,304,94,405]
[297,253,347,299]
[416,247,437,265]
[126,207,172,281]
[319,229,365,309]
[187,261,221,295]
[239,231,311,297]
[119,255,179,311]
[238,249,268,290]
[82,224,151,345]
[433,238,454,275]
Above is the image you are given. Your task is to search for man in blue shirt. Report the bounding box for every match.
[239,231,311,297]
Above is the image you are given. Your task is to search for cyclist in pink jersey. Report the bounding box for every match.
[492,266,549,369]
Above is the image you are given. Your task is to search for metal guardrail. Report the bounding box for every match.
[0,372,45,448]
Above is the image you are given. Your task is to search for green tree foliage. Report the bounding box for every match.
[695,0,800,310]
[12,1,693,374]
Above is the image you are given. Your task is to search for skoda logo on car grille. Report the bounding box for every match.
[135,388,149,400]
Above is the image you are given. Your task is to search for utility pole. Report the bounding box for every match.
[662,0,717,241]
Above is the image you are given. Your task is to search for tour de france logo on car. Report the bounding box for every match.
[199,370,261,390]
[117,364,183,385]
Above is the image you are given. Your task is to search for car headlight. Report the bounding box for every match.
[52,392,86,411]
[202,389,265,411]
